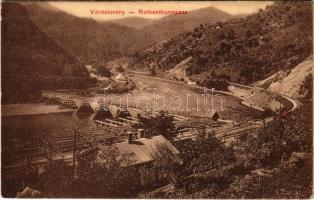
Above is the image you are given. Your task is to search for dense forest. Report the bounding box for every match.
[1,3,95,103]
[132,2,312,84]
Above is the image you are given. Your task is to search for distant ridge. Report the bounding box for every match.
[25,3,235,66]
[139,6,233,42]
[24,3,155,65]
[108,17,154,29]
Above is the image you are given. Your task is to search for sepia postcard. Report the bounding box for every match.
[1,1,313,198]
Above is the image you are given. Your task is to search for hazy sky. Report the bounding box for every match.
[49,1,273,21]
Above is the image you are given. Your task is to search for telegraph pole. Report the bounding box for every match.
[211,88,215,111]
[73,128,77,180]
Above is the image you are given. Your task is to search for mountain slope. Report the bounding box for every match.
[109,17,153,29]
[24,3,155,65]
[140,7,233,42]
[25,4,235,66]
[256,56,313,99]
[2,3,93,104]
[133,2,312,85]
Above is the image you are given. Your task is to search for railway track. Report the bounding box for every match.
[173,120,269,142]
[2,127,121,169]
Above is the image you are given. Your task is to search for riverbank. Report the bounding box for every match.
[2,104,76,117]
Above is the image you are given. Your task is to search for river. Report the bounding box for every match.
[2,111,96,169]
[2,74,254,168]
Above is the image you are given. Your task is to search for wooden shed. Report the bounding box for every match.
[93,105,113,121]
[76,101,94,115]
[209,110,219,121]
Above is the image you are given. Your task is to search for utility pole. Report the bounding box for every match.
[73,128,77,180]
[211,88,215,111]
[224,131,227,144]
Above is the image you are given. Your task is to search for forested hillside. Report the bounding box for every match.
[25,3,155,65]
[2,3,94,104]
[133,2,312,84]
[139,7,233,42]
[109,17,153,29]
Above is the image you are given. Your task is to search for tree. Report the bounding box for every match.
[243,102,312,168]
[175,134,235,175]
[76,144,140,198]
[35,160,74,197]
[97,65,112,77]
[300,74,312,100]
[138,111,175,139]
[226,29,236,40]
[246,29,253,38]
[116,66,124,73]
[151,143,182,186]
[150,67,156,76]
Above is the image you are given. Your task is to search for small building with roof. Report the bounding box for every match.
[114,134,180,186]
[16,187,42,198]
[93,105,113,121]
[80,133,180,187]
[115,106,132,119]
[114,134,179,166]
[209,110,219,121]
[76,101,94,115]
[114,73,127,83]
